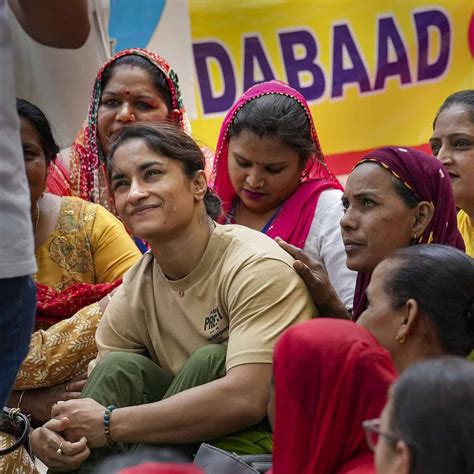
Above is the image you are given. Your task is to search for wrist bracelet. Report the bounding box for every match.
[103,404,117,446]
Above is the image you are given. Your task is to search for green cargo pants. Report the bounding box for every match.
[73,345,272,473]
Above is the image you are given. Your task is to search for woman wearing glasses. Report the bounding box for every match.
[364,356,474,474]
[269,244,473,473]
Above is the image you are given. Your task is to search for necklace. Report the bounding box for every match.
[34,202,40,234]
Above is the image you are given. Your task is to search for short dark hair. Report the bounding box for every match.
[227,94,316,164]
[433,89,474,128]
[107,122,222,219]
[101,55,173,111]
[16,98,60,165]
[384,244,474,356]
[390,356,474,474]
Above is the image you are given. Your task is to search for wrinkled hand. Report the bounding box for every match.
[52,398,107,448]
[23,373,87,423]
[31,417,90,471]
[276,237,349,319]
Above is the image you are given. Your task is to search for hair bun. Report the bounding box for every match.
[204,187,222,220]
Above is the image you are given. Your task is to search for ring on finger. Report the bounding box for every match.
[56,441,64,455]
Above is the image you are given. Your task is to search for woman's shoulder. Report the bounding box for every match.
[59,195,98,213]
[122,252,154,287]
[316,187,344,210]
[60,196,123,228]
[457,209,473,229]
[216,223,296,268]
[54,196,98,232]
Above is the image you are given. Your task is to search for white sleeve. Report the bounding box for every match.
[303,189,356,309]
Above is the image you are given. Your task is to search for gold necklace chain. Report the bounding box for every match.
[35,202,40,234]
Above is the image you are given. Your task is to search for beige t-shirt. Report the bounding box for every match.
[96,223,316,375]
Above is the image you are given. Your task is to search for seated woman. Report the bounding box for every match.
[31,123,315,472]
[270,319,396,474]
[430,89,474,257]
[279,146,465,319]
[270,244,473,473]
[369,356,474,473]
[7,100,141,422]
[358,244,473,372]
[211,80,355,310]
[18,98,141,329]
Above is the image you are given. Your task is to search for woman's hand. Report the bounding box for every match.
[276,237,350,319]
[52,398,108,448]
[31,417,90,471]
[22,373,87,423]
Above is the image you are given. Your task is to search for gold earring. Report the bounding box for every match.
[396,335,406,344]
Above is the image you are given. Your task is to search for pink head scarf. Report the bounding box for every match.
[211,80,342,248]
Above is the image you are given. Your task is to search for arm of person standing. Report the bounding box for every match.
[8,0,90,48]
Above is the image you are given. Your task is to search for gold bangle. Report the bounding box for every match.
[17,390,26,410]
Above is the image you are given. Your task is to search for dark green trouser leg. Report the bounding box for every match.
[72,345,271,473]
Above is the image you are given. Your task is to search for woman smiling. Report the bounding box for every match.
[31,122,314,472]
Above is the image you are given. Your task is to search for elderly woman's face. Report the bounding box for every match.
[341,163,417,273]
[97,65,171,155]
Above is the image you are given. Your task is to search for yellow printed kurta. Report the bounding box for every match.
[457,210,474,257]
[35,196,140,290]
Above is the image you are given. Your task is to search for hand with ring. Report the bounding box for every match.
[31,417,90,471]
[56,441,64,455]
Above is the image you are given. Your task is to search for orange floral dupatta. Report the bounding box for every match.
[69,48,191,215]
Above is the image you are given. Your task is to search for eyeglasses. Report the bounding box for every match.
[362,418,399,451]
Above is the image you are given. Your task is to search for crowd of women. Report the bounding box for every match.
[1,47,473,474]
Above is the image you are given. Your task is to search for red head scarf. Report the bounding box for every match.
[69,48,191,214]
[352,146,465,320]
[272,319,396,474]
[211,80,342,248]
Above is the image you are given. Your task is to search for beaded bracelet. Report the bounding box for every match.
[103,404,117,447]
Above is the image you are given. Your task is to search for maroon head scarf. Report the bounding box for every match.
[352,146,465,320]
